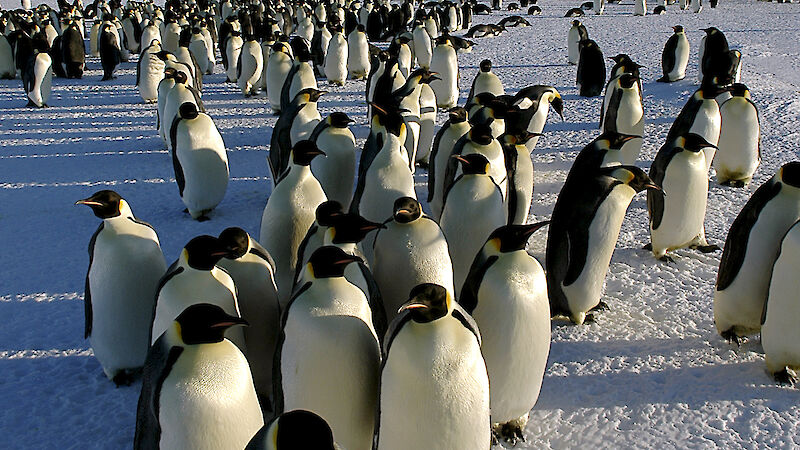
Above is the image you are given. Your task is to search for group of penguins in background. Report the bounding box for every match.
[26,0,793,447]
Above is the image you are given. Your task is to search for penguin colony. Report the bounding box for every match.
[8,0,779,446]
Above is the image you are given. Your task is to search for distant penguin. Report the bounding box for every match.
[667,84,726,173]
[189,27,213,75]
[22,48,52,108]
[347,24,370,79]
[634,0,647,15]
[440,153,506,294]
[714,163,800,343]
[216,227,281,407]
[280,44,319,113]
[275,246,381,450]
[593,0,605,14]
[692,0,703,13]
[170,103,228,221]
[658,25,690,82]
[162,71,205,151]
[600,73,644,161]
[246,410,337,450]
[467,59,504,105]
[372,197,455,322]
[90,20,102,57]
[150,235,244,350]
[428,107,471,218]
[417,82,438,165]
[762,219,800,384]
[0,33,14,79]
[61,21,85,79]
[269,88,325,182]
[375,283,490,450]
[714,83,760,187]
[134,304,262,450]
[459,222,550,442]
[647,134,720,261]
[324,26,348,85]
[548,166,662,325]
[654,5,666,13]
[500,131,540,224]
[528,5,542,14]
[309,112,357,206]
[429,36,459,108]
[311,21,332,76]
[412,22,433,70]
[225,30,243,82]
[238,36,263,96]
[156,68,178,142]
[267,42,294,113]
[260,141,328,306]
[577,39,605,97]
[137,40,164,103]
[77,190,166,385]
[698,27,729,84]
[510,85,564,152]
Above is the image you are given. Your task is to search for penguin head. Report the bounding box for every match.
[604,166,663,194]
[272,41,290,53]
[271,410,336,450]
[356,23,365,32]
[448,107,468,123]
[175,303,248,345]
[327,213,385,244]
[315,200,345,226]
[672,25,684,33]
[479,59,492,72]
[393,197,422,223]
[680,133,718,153]
[329,112,354,128]
[173,71,189,85]
[471,92,496,108]
[596,131,641,150]
[155,50,174,61]
[178,102,199,120]
[76,190,126,219]
[469,123,494,146]
[698,82,729,99]
[702,26,720,36]
[501,131,543,147]
[370,103,407,139]
[408,68,440,84]
[486,221,550,253]
[297,87,326,103]
[217,227,250,259]
[728,83,750,98]
[548,90,564,120]
[398,283,450,323]
[780,162,800,188]
[453,153,491,175]
[182,235,230,270]
[306,246,363,278]
[571,19,581,26]
[291,140,326,166]
[617,73,639,89]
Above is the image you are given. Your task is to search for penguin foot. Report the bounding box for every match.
[182,208,189,214]
[492,421,526,445]
[583,313,597,324]
[112,368,141,387]
[693,244,721,253]
[721,328,742,347]
[721,180,746,188]
[195,215,211,222]
[773,368,797,386]
[658,255,675,263]
[590,300,609,312]
[642,242,653,251]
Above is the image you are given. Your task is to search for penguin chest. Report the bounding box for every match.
[654,152,708,248]
[290,108,320,145]
[159,341,263,450]
[473,253,550,421]
[474,73,504,97]
[716,100,760,177]
[379,318,489,449]
[615,89,645,136]
[142,54,166,87]
[462,142,507,198]
[361,147,416,221]
[671,37,690,78]
[562,185,635,313]
[690,101,721,146]
[762,225,800,370]
[175,120,229,211]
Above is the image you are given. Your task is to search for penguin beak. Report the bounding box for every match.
[396,209,412,215]
[452,155,469,164]
[75,199,103,207]
[360,221,386,231]
[524,220,551,236]
[645,183,664,193]
[334,254,363,265]
[210,316,249,328]
[398,299,428,313]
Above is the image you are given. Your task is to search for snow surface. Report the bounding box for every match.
[2,0,800,448]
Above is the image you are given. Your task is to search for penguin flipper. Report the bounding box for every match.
[459,253,498,314]
[427,120,451,202]
[350,133,382,214]
[661,36,677,80]
[279,64,300,112]
[451,302,481,345]
[358,262,388,340]
[169,119,186,197]
[440,134,470,204]
[308,120,330,144]
[189,86,205,113]
[292,225,318,286]
[148,264,184,343]
[134,338,183,450]
[503,144,519,224]
[84,222,104,339]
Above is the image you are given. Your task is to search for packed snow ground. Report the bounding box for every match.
[2,0,800,448]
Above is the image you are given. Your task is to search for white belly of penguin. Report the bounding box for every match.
[669,38,690,80]
[762,225,800,372]
[175,119,229,216]
[289,107,320,146]
[691,100,721,170]
[651,151,708,252]
[159,341,263,450]
[460,141,508,199]
[563,185,634,314]
[360,143,416,223]
[140,55,165,102]
[714,99,759,181]
[525,104,551,151]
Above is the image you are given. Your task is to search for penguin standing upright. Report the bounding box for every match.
[225,30,243,82]
[567,20,588,65]
[714,83,760,187]
[137,40,164,103]
[412,21,433,70]
[310,20,332,76]
[647,134,720,261]
[634,0,647,15]
[280,44,319,112]
[189,27,212,75]
[324,25,348,85]
[500,131,540,224]
[658,25,690,82]
[266,42,293,113]
[548,166,662,325]
[599,73,644,162]
[22,44,52,108]
[428,107,471,218]
[170,102,228,221]
[440,154,506,294]
[667,84,726,173]
[713,163,800,342]
[576,39,605,97]
[459,223,550,442]
[162,71,205,151]
[0,33,15,80]
[429,36,459,108]
[347,24,370,79]
[216,227,281,407]
[275,246,381,450]
[269,88,326,182]
[698,27,729,84]
[99,22,121,80]
[156,68,178,142]
[309,112,357,206]
[417,81,438,165]
[509,85,564,152]
[77,190,167,385]
[61,21,85,79]
[375,283,490,450]
[260,141,328,306]
[134,304,263,450]
[294,201,346,277]
[467,59,504,105]
[372,197,454,322]
[237,34,263,96]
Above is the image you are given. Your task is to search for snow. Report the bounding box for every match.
[2,0,800,448]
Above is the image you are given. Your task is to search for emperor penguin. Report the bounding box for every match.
[392,36,413,78]
[310,20,332,76]
[571,132,643,173]
[567,20,588,65]
[0,33,14,79]
[393,68,440,169]
[762,219,800,384]
[309,112,357,206]
[216,227,281,408]
[510,85,564,151]
[324,25,348,85]
[698,27,729,84]
[156,68,178,142]
[647,133,720,261]
[593,0,605,14]
[441,123,508,202]
[246,410,337,450]
[417,81,438,166]
[577,39,605,97]
[162,18,182,53]
[22,47,52,107]
[60,21,85,79]
[713,162,800,343]
[260,141,328,306]
[467,59,504,105]
[500,131,541,224]
[266,41,293,113]
[440,153,507,294]
[134,304,263,450]
[189,27,213,75]
[170,102,228,221]
[269,88,325,183]
[428,108,471,219]
[347,24,370,79]
[162,71,205,151]
[459,222,550,442]
[412,21,433,70]
[275,246,381,450]
[666,83,727,173]
[237,34,263,96]
[599,73,644,162]
[77,190,167,385]
[137,40,165,103]
[372,197,455,322]
[429,35,459,108]
[174,29,202,90]
[90,19,102,57]
[692,0,703,13]
[375,283,490,450]
[658,25,690,82]
[150,235,245,351]
[714,83,761,187]
[548,166,662,325]
[280,44,319,113]
[225,30,243,82]
[294,201,345,277]
[140,23,161,54]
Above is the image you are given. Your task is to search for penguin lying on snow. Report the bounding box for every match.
[465,24,505,38]
[498,15,530,27]
[564,7,585,17]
